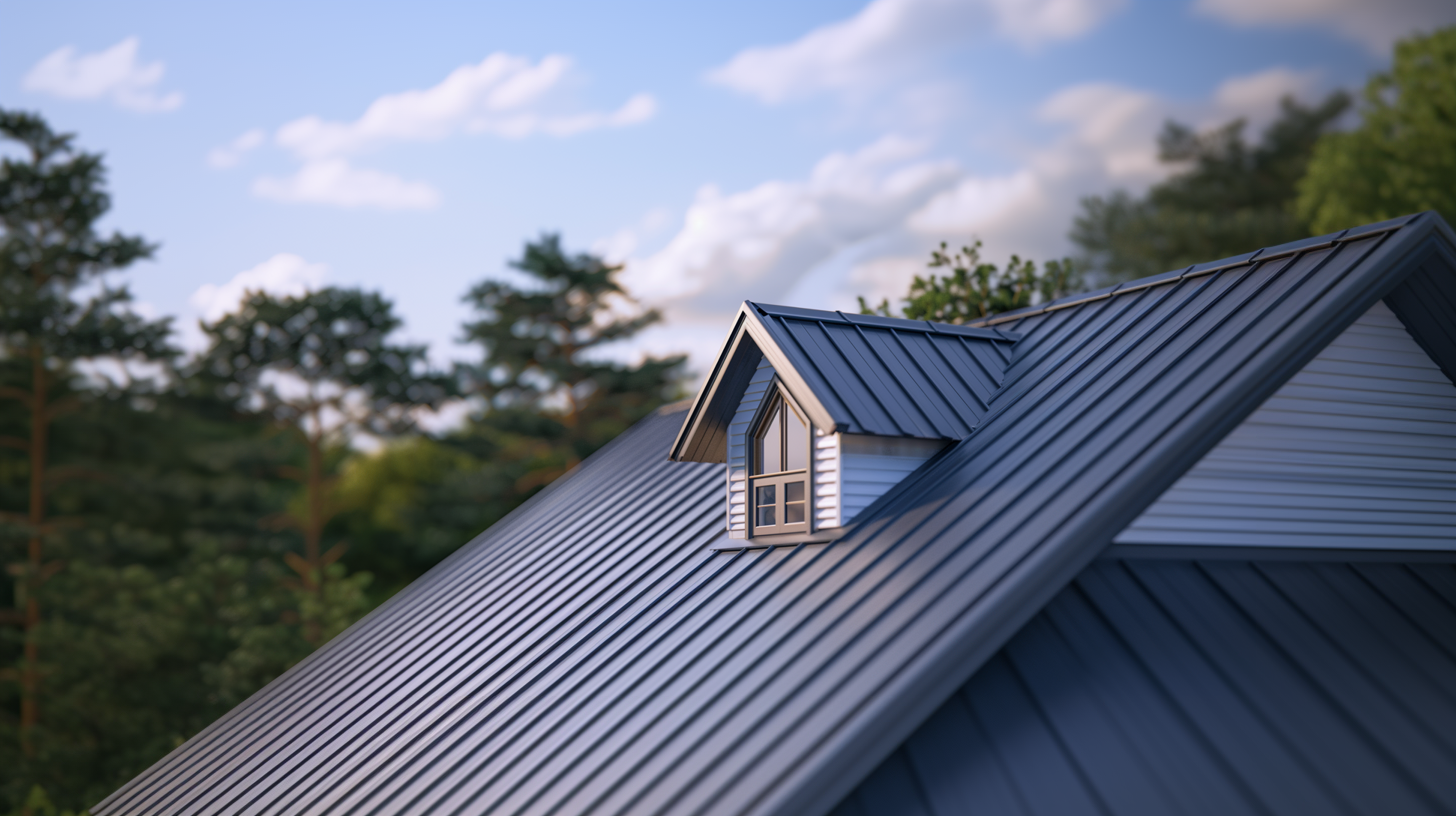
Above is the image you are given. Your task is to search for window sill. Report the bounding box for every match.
[711,526,848,551]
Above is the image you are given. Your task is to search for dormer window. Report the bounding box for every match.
[670,301,1018,543]
[750,391,810,536]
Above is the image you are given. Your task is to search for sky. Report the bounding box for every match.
[3,0,1454,389]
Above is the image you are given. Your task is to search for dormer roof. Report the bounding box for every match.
[670,302,1021,462]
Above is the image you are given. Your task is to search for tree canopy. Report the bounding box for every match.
[860,240,1081,322]
[1071,92,1350,283]
[458,234,685,483]
[1298,26,1456,232]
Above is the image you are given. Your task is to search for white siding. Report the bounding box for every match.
[1117,300,1456,551]
[813,432,840,528]
[839,435,947,525]
[726,358,776,538]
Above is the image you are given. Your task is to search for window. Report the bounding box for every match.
[750,392,810,535]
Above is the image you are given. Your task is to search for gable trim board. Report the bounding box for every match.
[95,214,1456,816]
[1118,300,1456,551]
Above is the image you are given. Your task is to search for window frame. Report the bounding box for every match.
[747,383,812,538]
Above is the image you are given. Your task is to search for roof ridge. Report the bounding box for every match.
[965,215,1420,329]
[748,301,1020,341]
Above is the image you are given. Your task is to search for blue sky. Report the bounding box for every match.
[3,0,1453,382]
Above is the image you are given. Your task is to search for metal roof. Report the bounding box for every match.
[96,212,1456,816]
[671,303,1019,462]
[837,557,1456,816]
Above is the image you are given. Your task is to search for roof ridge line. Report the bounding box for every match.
[966,221,1407,329]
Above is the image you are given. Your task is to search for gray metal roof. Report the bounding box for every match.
[96,212,1456,816]
[671,303,1019,462]
[837,557,1456,816]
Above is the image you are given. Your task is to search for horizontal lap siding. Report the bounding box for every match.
[1117,300,1456,550]
[727,359,776,538]
[814,434,840,528]
[839,435,946,525]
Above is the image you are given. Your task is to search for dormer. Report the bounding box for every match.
[671,302,1021,541]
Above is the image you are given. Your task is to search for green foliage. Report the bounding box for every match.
[459,233,685,474]
[859,240,1081,322]
[5,785,85,816]
[199,287,452,438]
[0,386,345,812]
[196,286,452,638]
[0,109,173,363]
[332,436,491,601]
[1071,92,1350,283]
[1298,26,1456,232]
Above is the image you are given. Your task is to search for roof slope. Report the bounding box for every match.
[671,303,1019,462]
[837,558,1456,816]
[97,213,1456,816]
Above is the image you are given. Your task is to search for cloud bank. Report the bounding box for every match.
[707,0,1126,104]
[228,52,656,211]
[1195,0,1456,53]
[22,37,182,112]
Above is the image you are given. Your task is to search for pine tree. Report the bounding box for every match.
[197,286,451,642]
[0,109,173,755]
[1071,92,1351,283]
[458,234,685,488]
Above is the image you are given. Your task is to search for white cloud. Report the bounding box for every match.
[252,159,441,210]
[273,53,655,160]
[707,0,1125,104]
[207,128,266,168]
[621,135,958,316]
[246,52,653,211]
[619,65,1338,376]
[906,171,1042,234]
[1195,0,1456,53]
[21,37,182,112]
[1211,66,1321,133]
[593,207,673,263]
[184,253,328,351]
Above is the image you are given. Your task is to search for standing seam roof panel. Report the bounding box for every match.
[841,560,1456,816]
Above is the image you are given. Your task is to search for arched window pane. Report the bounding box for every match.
[755,400,782,475]
[785,403,808,471]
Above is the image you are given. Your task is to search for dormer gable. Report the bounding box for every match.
[671,301,1022,540]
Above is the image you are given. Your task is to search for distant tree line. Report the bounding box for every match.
[868,26,1456,322]
[0,111,683,812]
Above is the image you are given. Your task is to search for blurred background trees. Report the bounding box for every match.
[1,23,1452,816]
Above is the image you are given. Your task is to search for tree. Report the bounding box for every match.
[458,234,685,487]
[1071,92,1351,283]
[1298,26,1456,233]
[0,109,173,755]
[859,240,1081,322]
[197,287,451,642]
